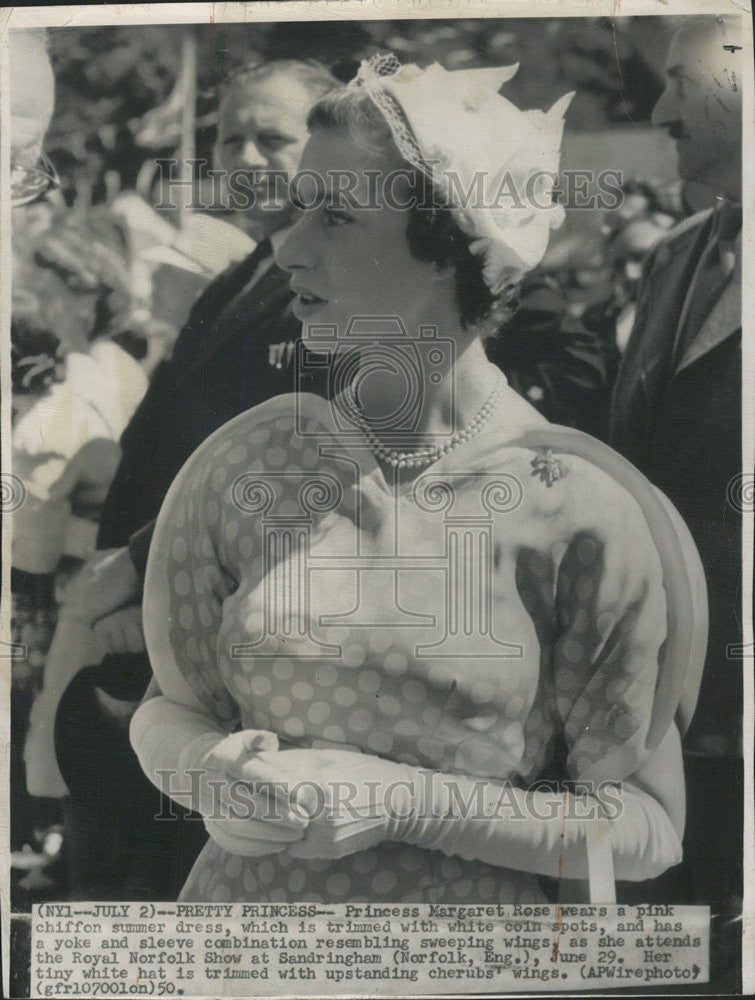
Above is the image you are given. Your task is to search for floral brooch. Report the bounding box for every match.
[530,448,565,487]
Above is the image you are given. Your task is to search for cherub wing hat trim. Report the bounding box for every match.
[351,54,574,294]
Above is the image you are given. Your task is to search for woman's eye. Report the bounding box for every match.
[324,207,352,226]
[674,73,693,98]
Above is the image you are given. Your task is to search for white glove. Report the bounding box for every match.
[221,747,392,859]
[250,748,681,882]
[130,697,308,856]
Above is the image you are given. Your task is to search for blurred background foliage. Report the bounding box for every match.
[46,17,671,164]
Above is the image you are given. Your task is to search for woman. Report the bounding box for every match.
[131,56,704,904]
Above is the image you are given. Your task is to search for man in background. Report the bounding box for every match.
[51,60,337,899]
[610,13,743,966]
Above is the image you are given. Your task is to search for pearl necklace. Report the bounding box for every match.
[345,374,505,469]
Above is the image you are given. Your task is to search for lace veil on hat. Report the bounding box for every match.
[350,54,573,295]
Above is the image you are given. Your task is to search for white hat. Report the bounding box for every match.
[352,54,573,294]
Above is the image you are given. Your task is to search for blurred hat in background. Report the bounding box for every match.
[9,28,60,206]
[140,210,254,277]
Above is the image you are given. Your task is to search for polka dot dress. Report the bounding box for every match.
[145,392,668,903]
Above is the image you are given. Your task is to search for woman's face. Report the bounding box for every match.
[275,129,445,343]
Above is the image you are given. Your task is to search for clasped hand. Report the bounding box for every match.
[201,733,421,860]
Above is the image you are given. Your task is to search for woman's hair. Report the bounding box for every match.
[307,85,512,331]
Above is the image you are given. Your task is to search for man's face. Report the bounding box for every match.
[651,23,742,197]
[215,71,314,241]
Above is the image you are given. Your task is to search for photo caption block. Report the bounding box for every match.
[31,902,709,996]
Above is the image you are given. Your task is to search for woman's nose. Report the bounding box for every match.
[651,85,677,128]
[275,213,315,273]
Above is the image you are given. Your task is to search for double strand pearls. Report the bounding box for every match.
[345,374,505,469]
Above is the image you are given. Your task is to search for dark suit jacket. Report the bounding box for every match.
[610,210,742,750]
[98,249,323,551]
[487,276,609,437]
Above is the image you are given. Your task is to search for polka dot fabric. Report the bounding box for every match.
[145,392,669,903]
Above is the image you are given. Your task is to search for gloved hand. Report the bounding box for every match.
[240,747,680,886]
[130,698,308,856]
[219,746,399,859]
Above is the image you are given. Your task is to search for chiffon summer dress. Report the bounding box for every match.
[143,383,688,904]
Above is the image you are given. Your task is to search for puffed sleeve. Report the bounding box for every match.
[384,462,684,884]
[141,426,240,730]
[552,501,668,785]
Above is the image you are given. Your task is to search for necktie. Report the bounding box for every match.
[673,202,742,368]
[246,237,273,287]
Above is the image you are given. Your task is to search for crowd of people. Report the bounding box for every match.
[8,14,744,990]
